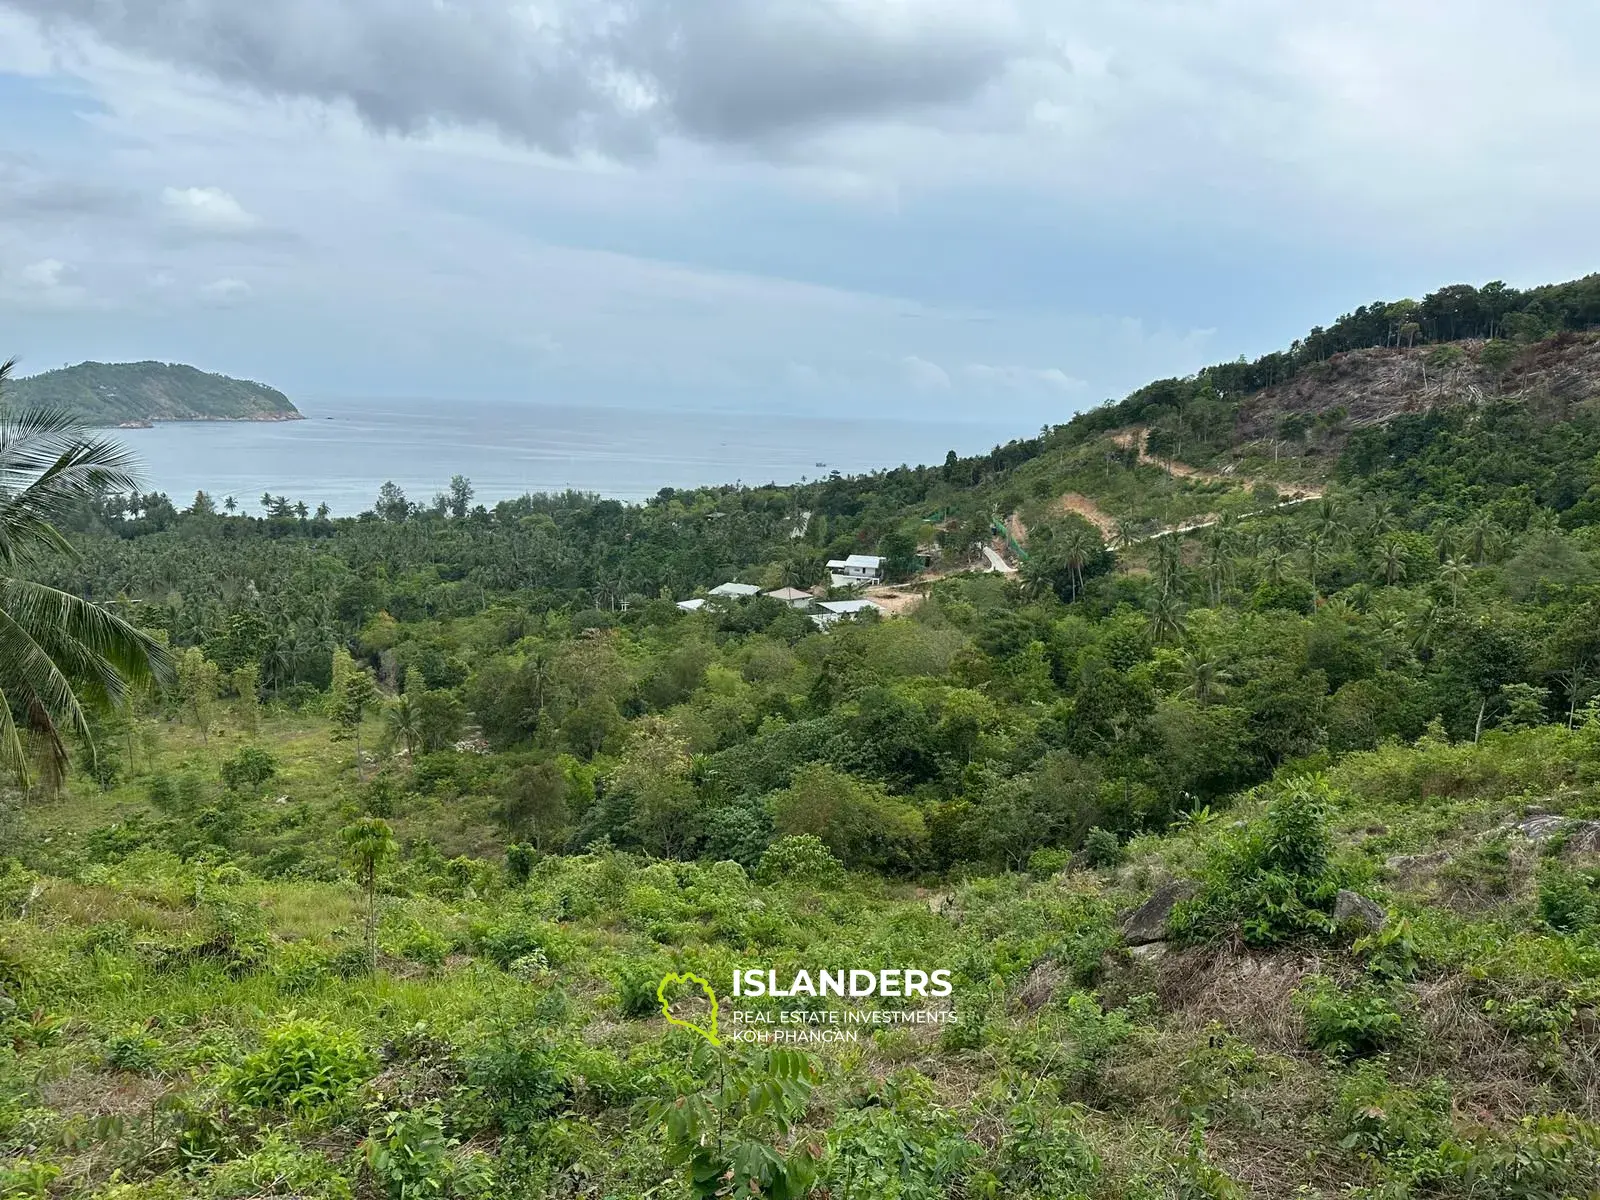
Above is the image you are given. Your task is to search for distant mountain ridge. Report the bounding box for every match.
[4,361,301,426]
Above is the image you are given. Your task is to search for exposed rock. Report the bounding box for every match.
[1128,943,1169,963]
[1016,959,1064,1012]
[1384,850,1450,880]
[1492,815,1600,855]
[1333,889,1386,932]
[1121,879,1199,946]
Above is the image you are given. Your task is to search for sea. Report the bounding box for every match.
[114,396,1021,516]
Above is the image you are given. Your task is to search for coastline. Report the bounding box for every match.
[109,411,304,429]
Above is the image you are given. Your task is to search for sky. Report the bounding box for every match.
[0,0,1597,427]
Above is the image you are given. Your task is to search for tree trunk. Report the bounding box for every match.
[1474,697,1488,744]
[366,878,378,969]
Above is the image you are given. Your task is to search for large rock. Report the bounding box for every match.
[1333,889,1386,932]
[1491,815,1600,856]
[1121,879,1199,946]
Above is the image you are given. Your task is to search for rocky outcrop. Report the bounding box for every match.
[1490,814,1600,856]
[1333,890,1386,932]
[1121,879,1199,946]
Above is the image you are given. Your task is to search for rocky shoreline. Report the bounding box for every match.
[110,411,304,429]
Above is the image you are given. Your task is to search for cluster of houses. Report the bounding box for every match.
[675,554,887,628]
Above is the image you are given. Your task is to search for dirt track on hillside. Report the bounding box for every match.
[1035,427,1322,549]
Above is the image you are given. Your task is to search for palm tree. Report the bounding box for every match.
[1154,534,1184,598]
[1147,589,1187,645]
[1179,648,1232,706]
[1311,497,1344,546]
[1061,524,1100,599]
[0,363,172,786]
[1376,537,1408,587]
[1258,547,1290,586]
[1304,529,1326,609]
[385,693,420,760]
[1463,513,1500,566]
[1439,555,1471,607]
[1365,502,1397,542]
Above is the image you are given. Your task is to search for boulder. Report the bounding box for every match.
[1128,942,1169,963]
[1015,959,1064,1012]
[1492,815,1600,856]
[1121,879,1199,946]
[1333,889,1386,932]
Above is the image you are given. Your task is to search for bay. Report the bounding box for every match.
[115,396,1022,516]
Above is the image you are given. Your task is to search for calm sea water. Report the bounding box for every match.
[114,396,1019,515]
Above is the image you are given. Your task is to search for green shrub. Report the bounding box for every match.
[1026,847,1071,877]
[1170,778,1344,947]
[755,834,844,885]
[1078,827,1123,869]
[1536,861,1599,932]
[104,1025,165,1074]
[203,1131,353,1199]
[220,746,279,794]
[1333,1061,1452,1181]
[362,1107,456,1199]
[613,959,667,1019]
[225,1019,373,1115]
[1353,916,1422,981]
[1296,976,1407,1058]
[505,843,537,886]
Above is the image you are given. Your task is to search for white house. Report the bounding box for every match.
[811,598,885,628]
[825,553,884,588]
[675,598,707,612]
[708,582,762,598]
[763,586,814,609]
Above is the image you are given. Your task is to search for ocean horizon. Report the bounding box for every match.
[113,395,1024,516]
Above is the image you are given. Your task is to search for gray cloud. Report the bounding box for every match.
[0,155,133,220]
[4,0,1025,155]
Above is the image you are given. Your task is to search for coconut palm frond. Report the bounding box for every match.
[0,403,142,570]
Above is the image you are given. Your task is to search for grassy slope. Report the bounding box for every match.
[4,707,1600,1197]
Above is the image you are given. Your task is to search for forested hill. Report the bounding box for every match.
[12,272,1600,1197]
[6,360,301,425]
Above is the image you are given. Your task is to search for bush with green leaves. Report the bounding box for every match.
[755,833,844,885]
[1333,1061,1453,1183]
[220,745,279,794]
[613,958,669,1019]
[1536,860,1599,933]
[650,1043,821,1200]
[823,1072,977,1198]
[1295,976,1408,1058]
[1077,826,1123,869]
[225,1018,374,1115]
[1170,777,1346,946]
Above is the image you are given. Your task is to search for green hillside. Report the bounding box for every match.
[5,273,1600,1198]
[6,361,301,425]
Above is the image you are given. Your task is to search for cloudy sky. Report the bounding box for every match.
[0,1,1596,426]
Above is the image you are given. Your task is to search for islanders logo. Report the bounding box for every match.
[657,972,721,1046]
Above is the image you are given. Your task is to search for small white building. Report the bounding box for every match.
[811,598,885,628]
[675,598,707,613]
[763,586,814,609]
[708,582,762,598]
[825,554,884,588]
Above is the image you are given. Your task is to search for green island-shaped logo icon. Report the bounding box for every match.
[657,972,721,1046]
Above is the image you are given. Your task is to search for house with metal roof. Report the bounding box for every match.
[825,553,884,588]
[707,582,762,598]
[675,598,707,612]
[762,586,815,608]
[811,597,886,627]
